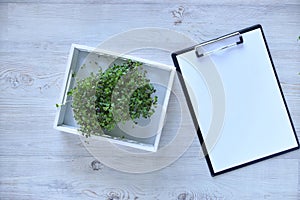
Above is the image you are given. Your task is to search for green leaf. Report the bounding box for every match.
[67,90,73,96]
[71,59,158,138]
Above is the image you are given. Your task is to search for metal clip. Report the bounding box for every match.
[195,32,243,58]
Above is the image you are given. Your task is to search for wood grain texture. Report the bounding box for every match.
[0,1,299,199]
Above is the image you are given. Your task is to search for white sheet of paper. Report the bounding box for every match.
[177,28,298,173]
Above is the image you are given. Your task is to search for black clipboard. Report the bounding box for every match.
[172,24,299,176]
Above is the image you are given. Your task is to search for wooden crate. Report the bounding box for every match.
[54,44,175,152]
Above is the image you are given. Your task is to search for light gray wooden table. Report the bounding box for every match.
[1,1,299,199]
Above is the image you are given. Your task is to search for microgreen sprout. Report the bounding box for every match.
[70,60,158,138]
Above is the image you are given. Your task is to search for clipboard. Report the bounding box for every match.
[171,24,299,176]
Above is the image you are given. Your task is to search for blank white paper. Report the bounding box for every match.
[177,28,298,173]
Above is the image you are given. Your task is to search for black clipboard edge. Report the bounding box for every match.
[171,24,299,176]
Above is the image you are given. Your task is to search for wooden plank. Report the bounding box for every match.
[0,156,298,199]
[1,0,300,5]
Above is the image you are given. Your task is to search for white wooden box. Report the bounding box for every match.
[54,44,175,152]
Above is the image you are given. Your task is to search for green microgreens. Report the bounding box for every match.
[70,60,158,138]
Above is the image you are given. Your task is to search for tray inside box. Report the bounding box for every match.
[55,45,175,151]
